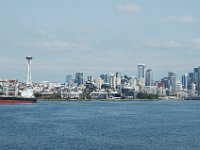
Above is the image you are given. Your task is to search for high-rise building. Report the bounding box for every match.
[195,67,200,95]
[108,73,116,89]
[75,72,84,86]
[94,77,103,89]
[145,69,153,86]
[100,74,108,83]
[66,75,73,83]
[168,72,176,95]
[194,68,199,84]
[137,64,146,87]
[137,64,146,79]
[116,72,121,87]
[181,74,188,90]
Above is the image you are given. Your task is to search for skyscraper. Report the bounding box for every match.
[137,64,146,87]
[182,74,188,90]
[168,72,176,95]
[116,72,121,87]
[146,69,153,86]
[137,64,146,79]
[75,72,84,86]
[195,67,200,95]
[108,73,116,89]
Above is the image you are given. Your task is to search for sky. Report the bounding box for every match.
[0,0,200,82]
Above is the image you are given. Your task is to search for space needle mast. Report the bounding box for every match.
[26,56,33,85]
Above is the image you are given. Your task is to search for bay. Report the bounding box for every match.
[0,100,200,150]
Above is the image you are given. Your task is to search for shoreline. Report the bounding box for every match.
[38,98,183,101]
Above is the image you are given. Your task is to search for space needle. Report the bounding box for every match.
[26,56,33,85]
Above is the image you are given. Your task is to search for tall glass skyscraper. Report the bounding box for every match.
[168,72,176,95]
[137,64,146,79]
[182,74,188,90]
[75,72,84,86]
[146,69,153,86]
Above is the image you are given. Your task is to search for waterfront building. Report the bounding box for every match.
[121,87,136,98]
[90,91,108,99]
[63,89,83,99]
[145,69,153,86]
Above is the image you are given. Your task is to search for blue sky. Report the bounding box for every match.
[0,0,200,82]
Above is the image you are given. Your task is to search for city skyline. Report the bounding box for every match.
[0,0,200,82]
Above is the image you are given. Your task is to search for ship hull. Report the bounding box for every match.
[0,96,37,103]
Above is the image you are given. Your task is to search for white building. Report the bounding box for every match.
[94,77,103,89]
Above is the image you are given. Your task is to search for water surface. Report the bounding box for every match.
[0,100,200,150]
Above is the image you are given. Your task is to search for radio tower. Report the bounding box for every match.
[26,56,33,85]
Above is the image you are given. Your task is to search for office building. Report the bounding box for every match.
[181,74,188,90]
[137,64,146,79]
[75,72,84,86]
[146,69,153,86]
[168,72,176,95]
[137,64,146,87]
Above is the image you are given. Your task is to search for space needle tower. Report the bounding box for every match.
[26,56,33,85]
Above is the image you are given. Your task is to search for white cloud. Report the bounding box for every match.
[144,39,181,48]
[117,3,141,13]
[159,15,194,24]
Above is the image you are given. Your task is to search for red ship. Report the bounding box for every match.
[0,96,37,103]
[0,79,37,103]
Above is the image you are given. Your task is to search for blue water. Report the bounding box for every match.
[0,100,200,150]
